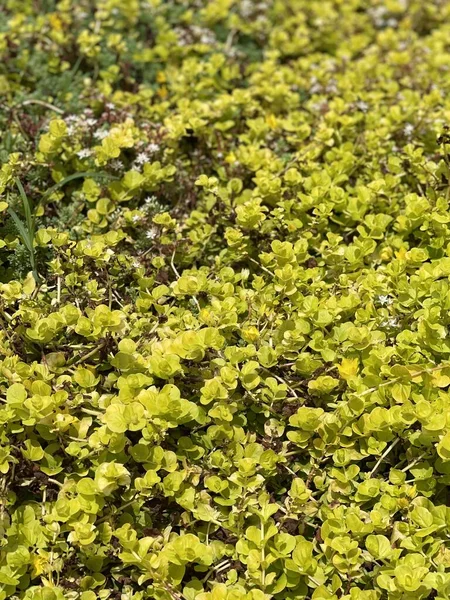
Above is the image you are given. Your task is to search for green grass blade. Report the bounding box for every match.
[15,178,34,236]
[8,206,40,281]
[7,207,33,253]
[42,171,101,202]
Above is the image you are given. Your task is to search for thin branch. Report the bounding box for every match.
[14,99,64,114]
[369,438,400,478]
[248,256,275,277]
[67,341,106,366]
[353,362,450,400]
[261,366,299,398]
[401,451,427,473]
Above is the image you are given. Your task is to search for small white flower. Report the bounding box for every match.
[67,124,77,135]
[147,143,160,154]
[76,149,92,159]
[146,229,158,240]
[369,6,387,19]
[378,295,392,306]
[106,103,116,110]
[110,159,124,171]
[311,101,328,113]
[404,123,414,136]
[241,0,253,17]
[382,317,399,328]
[200,32,215,44]
[132,214,141,223]
[144,195,157,205]
[85,118,97,127]
[132,260,141,269]
[326,83,338,94]
[135,152,150,165]
[94,129,109,140]
[356,100,369,113]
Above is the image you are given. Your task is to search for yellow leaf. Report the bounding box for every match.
[38,133,56,154]
[49,118,67,138]
[266,114,278,129]
[22,272,36,296]
[31,555,47,578]
[158,86,168,99]
[432,371,450,388]
[395,247,407,260]
[338,358,359,380]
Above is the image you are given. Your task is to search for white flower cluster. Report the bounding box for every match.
[382,317,399,328]
[144,195,158,208]
[355,100,369,113]
[309,77,338,95]
[135,152,150,165]
[368,6,398,29]
[94,130,109,140]
[110,159,124,171]
[76,149,92,159]
[191,25,216,46]
[132,144,161,170]
[403,123,414,137]
[65,113,97,135]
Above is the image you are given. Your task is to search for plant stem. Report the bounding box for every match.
[369,438,400,478]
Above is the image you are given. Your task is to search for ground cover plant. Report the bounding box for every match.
[2,0,450,599]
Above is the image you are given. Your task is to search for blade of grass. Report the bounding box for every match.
[7,207,33,253]
[8,207,39,281]
[15,178,34,237]
[8,172,116,282]
[41,171,101,202]
[7,189,39,282]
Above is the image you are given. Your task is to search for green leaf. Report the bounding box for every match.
[74,368,99,388]
[365,535,392,559]
[410,506,434,529]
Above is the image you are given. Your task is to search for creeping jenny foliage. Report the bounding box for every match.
[3,1,450,600]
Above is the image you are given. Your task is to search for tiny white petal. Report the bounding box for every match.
[94,130,109,140]
[135,152,150,164]
[76,149,92,158]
